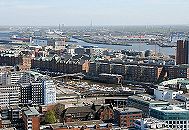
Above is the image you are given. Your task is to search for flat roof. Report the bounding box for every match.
[0,128,16,130]
[51,120,105,129]
[23,107,39,116]
[115,107,142,113]
[66,120,104,126]
[167,99,185,104]
[26,71,44,77]
[128,95,169,105]
[99,73,123,77]
[152,105,189,113]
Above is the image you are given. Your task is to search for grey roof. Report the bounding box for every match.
[0,128,16,130]
[23,107,39,117]
[128,95,169,105]
[115,107,142,113]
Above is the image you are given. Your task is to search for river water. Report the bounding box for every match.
[0,31,11,40]
[0,31,175,56]
[68,38,176,56]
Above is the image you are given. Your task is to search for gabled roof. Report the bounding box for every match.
[64,106,94,114]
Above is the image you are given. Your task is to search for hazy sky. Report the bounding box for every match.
[0,0,189,26]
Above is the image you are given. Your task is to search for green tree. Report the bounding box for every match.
[45,110,56,124]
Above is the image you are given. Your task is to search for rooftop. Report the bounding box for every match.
[115,107,142,113]
[66,120,104,126]
[26,71,44,77]
[152,105,189,113]
[99,73,123,77]
[167,99,185,104]
[50,120,105,129]
[23,107,39,117]
[159,78,189,86]
[128,94,169,105]
[0,128,17,130]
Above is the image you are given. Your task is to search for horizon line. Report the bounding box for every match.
[0,24,189,27]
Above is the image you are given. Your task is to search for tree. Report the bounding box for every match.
[53,103,65,121]
[45,110,56,124]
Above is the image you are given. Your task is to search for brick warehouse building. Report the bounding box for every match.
[31,55,90,74]
[88,62,163,83]
[114,107,142,128]
[0,51,32,71]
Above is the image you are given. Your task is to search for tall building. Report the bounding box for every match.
[42,79,56,105]
[176,39,189,65]
[0,71,56,106]
[20,79,56,105]
[20,83,43,105]
[0,85,20,108]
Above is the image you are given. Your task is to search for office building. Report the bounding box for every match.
[0,91,20,108]
[20,82,43,105]
[128,94,169,117]
[111,64,126,75]
[42,79,56,105]
[159,65,189,80]
[20,77,56,105]
[176,39,189,65]
[150,105,189,130]
[154,86,183,101]
[98,63,111,74]
[0,85,20,108]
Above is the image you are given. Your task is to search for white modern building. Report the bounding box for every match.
[159,78,189,90]
[134,118,170,130]
[154,86,183,101]
[42,79,56,105]
[0,71,56,105]
[0,71,45,86]
[0,85,20,107]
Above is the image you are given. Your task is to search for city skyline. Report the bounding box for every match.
[0,0,189,26]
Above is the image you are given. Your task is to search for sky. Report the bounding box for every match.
[0,0,189,26]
